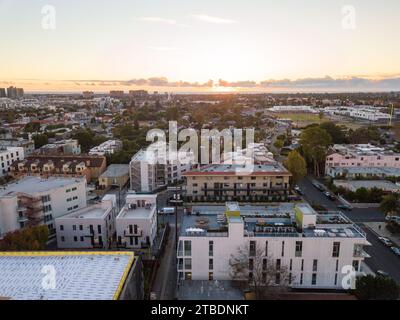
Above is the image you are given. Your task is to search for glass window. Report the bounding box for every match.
[333,242,340,257]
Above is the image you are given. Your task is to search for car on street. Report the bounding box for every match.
[376,270,390,278]
[312,182,325,191]
[390,247,400,257]
[294,185,304,195]
[337,204,353,211]
[158,207,176,215]
[324,191,336,201]
[378,237,394,247]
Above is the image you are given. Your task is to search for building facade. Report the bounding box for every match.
[177,202,370,289]
[184,163,291,202]
[89,139,123,156]
[0,176,87,237]
[55,194,117,249]
[0,146,24,177]
[116,193,157,250]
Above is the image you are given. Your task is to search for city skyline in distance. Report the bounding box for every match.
[1,0,400,93]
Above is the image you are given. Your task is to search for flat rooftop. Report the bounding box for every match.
[117,204,156,219]
[58,204,108,219]
[0,252,134,300]
[100,164,129,178]
[182,204,365,239]
[329,166,400,176]
[185,163,290,176]
[0,176,85,197]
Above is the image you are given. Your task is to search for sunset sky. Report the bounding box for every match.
[1,0,400,92]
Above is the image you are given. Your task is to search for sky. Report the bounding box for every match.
[1,0,400,93]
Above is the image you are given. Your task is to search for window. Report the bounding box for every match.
[209,241,214,256]
[61,236,65,242]
[276,259,281,270]
[333,242,341,257]
[275,273,281,285]
[249,241,256,256]
[289,259,293,271]
[265,241,268,256]
[249,258,254,271]
[300,273,303,285]
[184,258,192,269]
[262,258,267,271]
[312,273,317,285]
[97,225,102,234]
[335,260,339,272]
[208,272,214,280]
[281,241,285,257]
[313,259,318,272]
[352,260,360,272]
[295,241,303,257]
[79,225,83,231]
[209,259,213,270]
[184,241,191,256]
[178,258,183,270]
[80,236,84,242]
[334,274,338,285]
[73,225,76,231]
[185,272,192,280]
[301,259,304,271]
[60,225,64,231]
[74,236,77,242]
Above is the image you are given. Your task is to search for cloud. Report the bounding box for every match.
[67,78,214,88]
[218,79,257,87]
[191,14,236,24]
[137,17,177,25]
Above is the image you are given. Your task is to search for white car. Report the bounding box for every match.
[378,237,394,247]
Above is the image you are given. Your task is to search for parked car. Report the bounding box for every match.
[294,185,304,195]
[337,204,353,211]
[378,237,394,247]
[313,182,325,191]
[376,270,390,278]
[324,191,336,201]
[390,247,400,257]
[158,207,176,215]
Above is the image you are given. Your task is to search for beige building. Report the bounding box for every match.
[184,163,291,202]
[99,164,130,189]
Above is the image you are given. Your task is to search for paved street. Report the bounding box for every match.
[299,175,400,283]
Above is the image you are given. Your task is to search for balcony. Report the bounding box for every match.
[124,228,142,237]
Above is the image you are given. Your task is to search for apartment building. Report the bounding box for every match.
[89,139,123,156]
[37,139,81,155]
[116,193,157,250]
[177,202,370,289]
[184,163,291,202]
[0,176,87,237]
[55,194,117,249]
[129,144,193,192]
[0,139,34,155]
[325,144,400,174]
[9,154,107,182]
[0,146,24,177]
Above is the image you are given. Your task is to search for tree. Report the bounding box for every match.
[286,150,307,184]
[319,122,347,144]
[0,225,49,250]
[380,194,400,216]
[229,245,292,299]
[354,275,400,300]
[32,134,49,149]
[273,139,284,150]
[300,126,332,177]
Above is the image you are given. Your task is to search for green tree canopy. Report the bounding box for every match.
[0,225,49,250]
[300,126,332,176]
[380,194,400,216]
[286,150,307,184]
[354,275,400,300]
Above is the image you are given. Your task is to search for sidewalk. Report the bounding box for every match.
[364,222,400,247]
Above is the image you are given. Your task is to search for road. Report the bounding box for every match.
[299,175,400,283]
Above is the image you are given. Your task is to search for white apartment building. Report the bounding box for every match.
[177,202,370,289]
[0,176,87,237]
[89,140,123,156]
[324,106,391,122]
[55,194,117,249]
[0,146,24,177]
[130,143,194,192]
[116,193,157,249]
